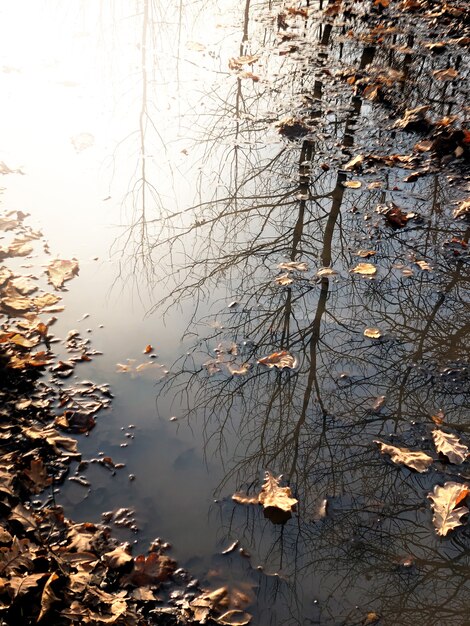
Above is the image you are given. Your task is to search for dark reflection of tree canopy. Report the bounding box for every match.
[113,1,470,624]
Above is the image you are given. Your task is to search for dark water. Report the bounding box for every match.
[1,1,469,624]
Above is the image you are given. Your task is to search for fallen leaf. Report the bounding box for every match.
[228,55,259,70]
[374,440,433,472]
[38,573,60,622]
[364,328,382,339]
[46,258,79,289]
[23,458,52,493]
[277,261,308,271]
[432,430,469,464]
[233,471,298,524]
[103,545,133,569]
[431,410,445,426]
[217,610,252,625]
[356,250,376,258]
[394,105,430,131]
[428,482,469,536]
[344,155,364,170]
[342,180,362,188]
[415,260,432,271]
[221,541,239,555]
[257,350,296,369]
[274,273,294,286]
[125,553,176,586]
[143,344,153,354]
[316,267,338,277]
[351,263,377,276]
[371,396,386,412]
[433,68,458,81]
[453,200,470,220]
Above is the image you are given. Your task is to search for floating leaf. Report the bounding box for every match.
[217,610,252,625]
[374,440,433,472]
[415,260,432,271]
[364,328,382,339]
[277,261,308,271]
[46,258,79,289]
[342,180,362,188]
[258,350,296,369]
[433,68,458,81]
[274,273,294,286]
[351,263,377,276]
[428,482,469,536]
[344,155,364,170]
[143,344,153,354]
[432,430,469,464]
[221,540,239,555]
[355,250,376,258]
[233,471,298,524]
[103,545,133,569]
[316,267,338,278]
[453,200,470,220]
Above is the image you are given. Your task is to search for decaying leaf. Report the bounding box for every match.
[342,180,362,188]
[46,258,79,289]
[351,263,377,276]
[277,261,308,271]
[233,471,298,524]
[257,350,296,369]
[374,440,433,473]
[364,328,382,339]
[432,430,469,464]
[428,482,470,536]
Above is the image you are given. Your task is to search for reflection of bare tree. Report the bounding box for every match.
[114,1,470,624]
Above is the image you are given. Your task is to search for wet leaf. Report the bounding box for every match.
[351,263,377,276]
[415,260,432,271]
[46,258,79,289]
[274,273,294,286]
[258,350,296,369]
[374,440,433,472]
[433,68,458,81]
[23,458,52,493]
[233,471,298,524]
[103,545,133,569]
[38,573,60,621]
[431,410,445,426]
[344,155,364,170]
[342,180,362,188]
[432,430,469,464]
[221,541,239,555]
[394,105,430,131]
[143,344,153,354]
[364,328,382,339]
[217,610,252,625]
[355,250,376,258]
[277,261,308,271]
[125,552,176,586]
[316,267,338,278]
[428,482,470,536]
[23,425,78,455]
[453,200,470,220]
[7,572,48,598]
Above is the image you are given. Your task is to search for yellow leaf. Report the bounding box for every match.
[364,328,382,339]
[351,263,377,276]
[342,180,362,188]
[46,258,79,289]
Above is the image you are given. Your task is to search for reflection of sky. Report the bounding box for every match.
[1,2,470,625]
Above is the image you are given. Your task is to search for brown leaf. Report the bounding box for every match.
[46,258,79,289]
[257,350,296,369]
[374,440,433,472]
[364,328,382,339]
[394,105,430,131]
[274,273,294,286]
[103,545,133,569]
[126,552,176,587]
[355,250,376,258]
[23,458,52,493]
[428,482,470,536]
[217,610,252,625]
[432,430,469,464]
[316,267,338,278]
[433,68,458,81]
[143,344,153,354]
[277,261,308,272]
[7,573,48,598]
[453,200,470,220]
[228,55,259,70]
[23,425,78,455]
[38,573,60,621]
[233,472,298,524]
[351,263,377,276]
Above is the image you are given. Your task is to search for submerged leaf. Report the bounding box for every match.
[432,430,469,464]
[257,351,296,369]
[374,440,433,472]
[428,482,469,536]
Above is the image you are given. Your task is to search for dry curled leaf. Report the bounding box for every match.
[351,263,377,276]
[428,482,469,536]
[257,350,296,369]
[374,440,433,473]
[432,430,469,464]
[46,258,79,289]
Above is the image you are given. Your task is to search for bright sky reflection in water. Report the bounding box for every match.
[1,1,470,625]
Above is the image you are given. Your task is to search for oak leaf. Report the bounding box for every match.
[23,458,52,493]
[432,430,469,464]
[374,440,433,472]
[428,482,469,536]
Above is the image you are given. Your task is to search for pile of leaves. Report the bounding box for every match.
[0,211,253,625]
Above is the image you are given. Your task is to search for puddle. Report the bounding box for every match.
[1,0,469,624]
